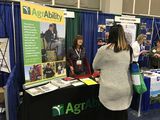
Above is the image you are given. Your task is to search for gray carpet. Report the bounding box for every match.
[128,109,160,120]
[0,109,160,120]
[0,113,6,120]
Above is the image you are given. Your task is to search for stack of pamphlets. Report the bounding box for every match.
[26,83,58,96]
[71,80,84,86]
[51,78,85,87]
[50,78,72,88]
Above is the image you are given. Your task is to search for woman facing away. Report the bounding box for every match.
[93,24,133,120]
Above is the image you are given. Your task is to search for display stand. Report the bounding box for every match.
[4,86,9,120]
[138,94,142,117]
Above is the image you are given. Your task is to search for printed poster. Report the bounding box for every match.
[0,38,11,73]
[20,1,66,86]
[98,24,106,32]
[150,76,160,104]
[97,19,114,48]
[120,23,137,45]
[106,19,114,27]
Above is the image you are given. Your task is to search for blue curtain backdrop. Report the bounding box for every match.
[0,3,22,120]
[152,18,160,46]
[140,17,153,48]
[0,3,15,86]
[98,13,115,24]
[6,65,19,120]
[14,4,25,89]
[138,16,153,68]
[143,17,153,47]
[140,17,153,34]
[0,3,24,87]
[81,11,98,64]
[98,13,115,40]
[1,2,160,120]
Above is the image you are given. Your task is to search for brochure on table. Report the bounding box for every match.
[26,77,98,96]
[20,1,66,88]
[144,69,160,104]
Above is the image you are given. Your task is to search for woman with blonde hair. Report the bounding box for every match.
[93,24,132,120]
[131,34,148,62]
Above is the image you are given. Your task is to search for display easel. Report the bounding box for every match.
[0,38,10,73]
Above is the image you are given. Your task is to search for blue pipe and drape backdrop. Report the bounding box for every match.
[1,2,160,120]
[81,11,98,64]
[152,18,160,46]
[98,13,115,40]
[0,3,24,87]
[0,3,15,86]
[0,3,23,120]
[6,66,19,120]
[138,17,154,68]
[0,4,100,120]
[14,4,25,89]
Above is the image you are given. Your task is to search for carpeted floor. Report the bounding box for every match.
[0,114,5,120]
[0,107,5,120]
[128,109,160,120]
[0,109,160,120]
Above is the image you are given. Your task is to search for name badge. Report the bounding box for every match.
[76,60,82,65]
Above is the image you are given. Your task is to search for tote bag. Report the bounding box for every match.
[130,48,147,94]
[130,62,147,94]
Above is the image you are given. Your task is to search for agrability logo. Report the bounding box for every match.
[52,99,100,117]
[52,104,64,116]
[23,6,31,15]
[22,6,62,22]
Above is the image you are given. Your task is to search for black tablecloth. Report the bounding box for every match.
[19,84,100,120]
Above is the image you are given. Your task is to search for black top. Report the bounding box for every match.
[149,47,160,68]
[43,68,55,78]
[44,29,57,43]
[67,47,87,75]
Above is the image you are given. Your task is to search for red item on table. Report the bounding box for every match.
[92,71,100,78]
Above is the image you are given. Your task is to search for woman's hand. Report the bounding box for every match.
[92,70,100,77]
[92,70,101,84]
[154,53,160,58]
[140,50,149,55]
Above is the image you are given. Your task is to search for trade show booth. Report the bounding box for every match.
[1,1,160,120]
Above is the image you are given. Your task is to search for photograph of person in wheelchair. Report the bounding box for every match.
[41,23,65,62]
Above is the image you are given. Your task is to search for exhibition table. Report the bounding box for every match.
[141,76,160,111]
[20,76,160,119]
[132,76,160,116]
[19,84,100,120]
